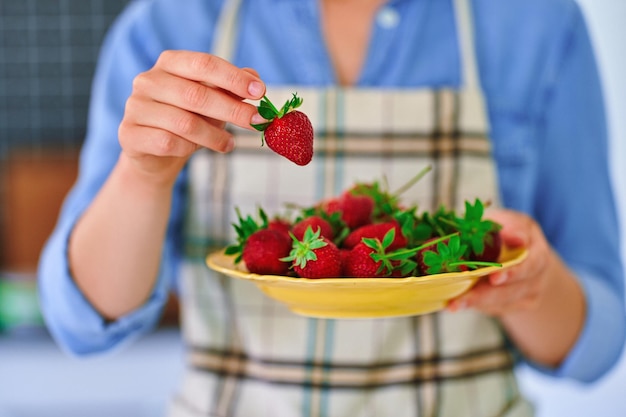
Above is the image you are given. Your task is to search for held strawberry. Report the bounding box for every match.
[251,93,314,166]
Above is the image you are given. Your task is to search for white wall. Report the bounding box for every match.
[517,2,626,416]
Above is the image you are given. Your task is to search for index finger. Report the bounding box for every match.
[156,50,265,100]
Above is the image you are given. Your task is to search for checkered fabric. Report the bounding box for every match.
[169,0,534,416]
[174,87,531,417]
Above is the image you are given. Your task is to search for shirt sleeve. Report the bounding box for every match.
[37,1,183,357]
[522,3,625,383]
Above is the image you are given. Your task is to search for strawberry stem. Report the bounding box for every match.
[386,232,459,260]
[263,95,281,115]
[448,261,502,269]
[392,165,433,197]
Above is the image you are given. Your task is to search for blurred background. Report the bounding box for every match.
[0,1,624,416]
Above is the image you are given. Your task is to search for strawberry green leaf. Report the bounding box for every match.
[225,207,269,263]
[280,227,327,269]
[258,106,277,120]
[260,95,280,114]
[251,122,272,131]
[381,228,396,249]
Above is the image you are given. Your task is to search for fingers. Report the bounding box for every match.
[155,51,265,100]
[118,51,266,180]
[121,96,234,155]
[448,278,544,316]
[483,209,548,286]
[132,69,261,131]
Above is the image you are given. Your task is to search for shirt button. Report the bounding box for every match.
[377,7,400,29]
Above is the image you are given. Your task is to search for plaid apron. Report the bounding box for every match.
[168,0,534,416]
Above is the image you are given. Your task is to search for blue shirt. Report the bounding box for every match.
[38,0,625,383]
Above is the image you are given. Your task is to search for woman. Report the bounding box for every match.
[39,0,625,416]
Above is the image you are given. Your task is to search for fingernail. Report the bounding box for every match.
[251,113,266,125]
[224,137,235,153]
[248,81,264,98]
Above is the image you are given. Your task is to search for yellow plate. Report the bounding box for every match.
[206,245,528,319]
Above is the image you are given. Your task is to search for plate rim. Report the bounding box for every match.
[206,245,528,285]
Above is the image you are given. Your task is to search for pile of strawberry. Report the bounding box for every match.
[225,168,503,279]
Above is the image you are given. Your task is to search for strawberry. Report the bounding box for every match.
[343,242,391,278]
[251,93,314,166]
[342,229,417,278]
[470,230,502,262]
[339,248,352,276]
[281,227,342,278]
[324,192,374,230]
[415,236,467,275]
[342,221,407,250]
[268,217,292,237]
[291,215,334,241]
[348,165,433,220]
[415,235,499,275]
[242,229,292,275]
[225,207,270,263]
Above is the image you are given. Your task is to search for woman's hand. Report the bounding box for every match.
[447,209,552,315]
[118,50,266,184]
[447,208,586,367]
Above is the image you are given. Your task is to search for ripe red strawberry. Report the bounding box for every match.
[470,230,502,262]
[324,192,374,230]
[242,229,292,275]
[282,227,342,278]
[339,248,352,276]
[343,242,392,278]
[416,235,477,275]
[343,221,407,250]
[268,218,292,236]
[291,215,334,241]
[415,237,443,275]
[251,94,314,166]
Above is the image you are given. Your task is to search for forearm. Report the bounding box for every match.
[69,153,179,320]
[500,250,586,368]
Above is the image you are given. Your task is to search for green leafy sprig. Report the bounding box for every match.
[225,207,269,263]
[438,199,502,258]
[362,229,461,277]
[421,235,502,275]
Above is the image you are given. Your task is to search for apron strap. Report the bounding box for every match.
[453,0,482,91]
[211,0,243,59]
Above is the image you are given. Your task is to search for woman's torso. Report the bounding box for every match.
[167,0,534,416]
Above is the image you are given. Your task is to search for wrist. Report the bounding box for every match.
[499,250,586,367]
[116,152,185,192]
